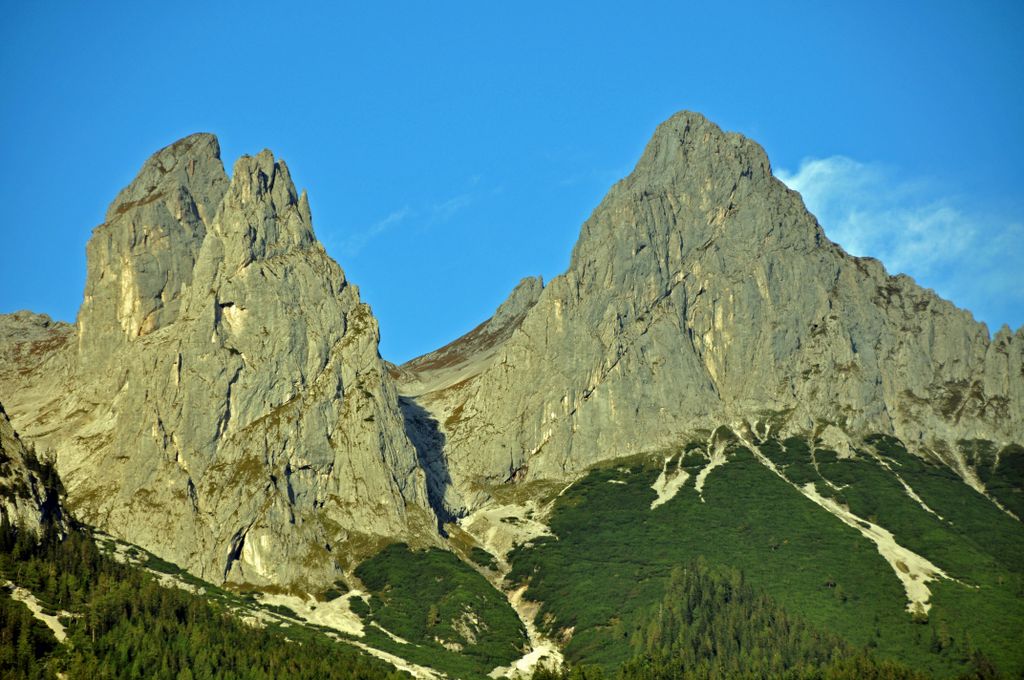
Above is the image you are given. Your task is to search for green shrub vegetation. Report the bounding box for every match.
[3,432,1020,679]
[980,443,1024,519]
[469,546,500,571]
[508,436,1022,678]
[528,559,943,679]
[354,543,527,678]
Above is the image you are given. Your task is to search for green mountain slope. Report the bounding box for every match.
[354,543,528,678]
[505,433,1023,677]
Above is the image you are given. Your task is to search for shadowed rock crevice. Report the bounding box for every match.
[400,396,458,531]
[0,402,69,537]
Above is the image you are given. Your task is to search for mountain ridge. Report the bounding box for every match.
[396,110,1023,517]
[1,110,1022,678]
[1,109,1020,595]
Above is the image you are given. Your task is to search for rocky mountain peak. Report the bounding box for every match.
[79,133,229,364]
[399,110,1023,515]
[488,276,544,331]
[626,111,772,192]
[214,150,315,267]
[2,111,1020,596]
[1,134,435,587]
[104,132,227,224]
[568,111,822,311]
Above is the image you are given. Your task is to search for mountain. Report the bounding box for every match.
[396,111,1023,518]
[0,134,434,588]
[388,111,1024,677]
[1,112,1021,678]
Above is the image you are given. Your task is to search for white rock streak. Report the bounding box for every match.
[694,435,729,502]
[254,589,440,678]
[650,453,690,509]
[873,455,944,520]
[488,586,564,678]
[3,580,70,643]
[459,502,564,677]
[796,481,949,614]
[349,641,444,680]
[370,621,410,644]
[460,502,555,563]
[257,591,367,637]
[736,429,951,615]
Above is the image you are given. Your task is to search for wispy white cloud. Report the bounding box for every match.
[336,186,480,258]
[339,207,412,256]
[777,157,1024,331]
[430,193,473,224]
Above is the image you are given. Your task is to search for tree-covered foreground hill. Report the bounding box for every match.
[526,559,994,680]
[0,519,408,680]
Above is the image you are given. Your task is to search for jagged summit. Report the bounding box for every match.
[103,132,226,223]
[622,111,772,188]
[215,150,316,265]
[82,132,228,347]
[570,110,825,298]
[1,133,435,587]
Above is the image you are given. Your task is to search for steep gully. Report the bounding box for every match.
[398,391,563,676]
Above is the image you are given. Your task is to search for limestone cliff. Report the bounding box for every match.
[398,111,1024,514]
[0,135,434,586]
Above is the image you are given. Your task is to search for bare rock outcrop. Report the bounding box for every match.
[0,401,66,535]
[398,111,1024,513]
[1,135,434,586]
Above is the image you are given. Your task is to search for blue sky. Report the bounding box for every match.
[1,2,1021,362]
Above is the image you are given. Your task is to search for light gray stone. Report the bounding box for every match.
[0,135,435,587]
[4,112,1021,588]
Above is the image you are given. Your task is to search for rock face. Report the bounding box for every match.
[0,401,66,535]
[398,111,1024,514]
[0,135,433,586]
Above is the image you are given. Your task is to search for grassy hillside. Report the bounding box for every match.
[4,432,1019,679]
[354,543,528,679]
[506,434,1023,677]
[539,558,930,680]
